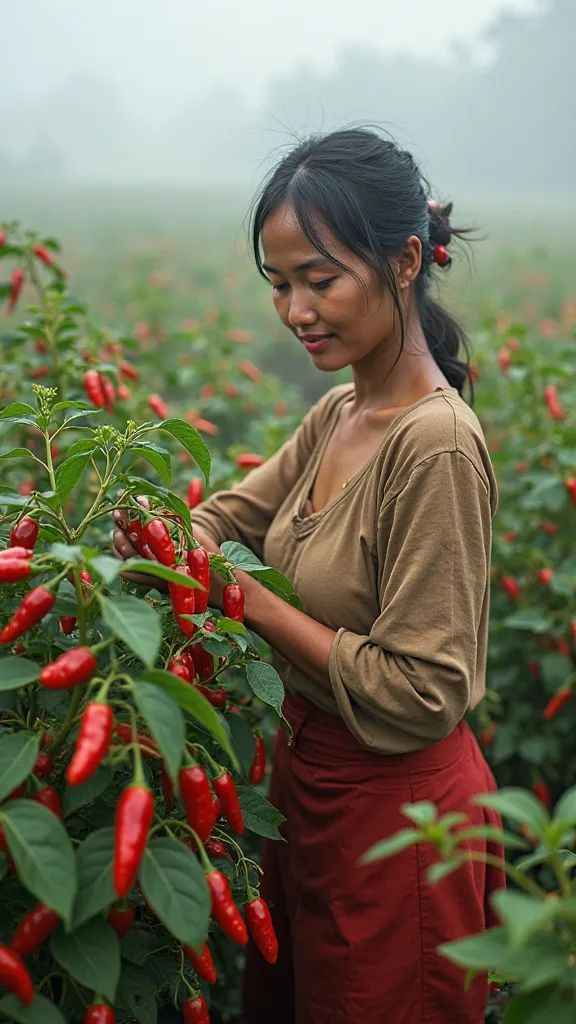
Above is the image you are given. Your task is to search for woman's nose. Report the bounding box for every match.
[287,300,318,328]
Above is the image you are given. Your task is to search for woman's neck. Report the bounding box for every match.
[349,321,449,415]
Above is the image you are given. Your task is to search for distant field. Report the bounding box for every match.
[2,187,575,401]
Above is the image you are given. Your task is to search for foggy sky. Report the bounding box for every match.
[2,0,537,118]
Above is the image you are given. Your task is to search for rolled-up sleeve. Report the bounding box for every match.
[329,450,492,750]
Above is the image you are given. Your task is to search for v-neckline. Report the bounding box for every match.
[294,386,458,528]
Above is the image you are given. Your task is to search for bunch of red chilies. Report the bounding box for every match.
[0,511,275,1019]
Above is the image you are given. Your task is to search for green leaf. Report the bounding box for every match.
[0,447,36,461]
[438,927,510,970]
[98,594,161,667]
[245,661,285,719]
[456,826,529,850]
[359,828,422,865]
[503,987,557,1024]
[475,788,550,831]
[126,477,192,533]
[0,993,68,1023]
[236,785,286,839]
[158,418,211,483]
[401,801,438,826]
[63,438,97,458]
[51,401,93,414]
[492,891,557,947]
[63,767,114,818]
[225,712,257,779]
[50,542,83,562]
[138,838,210,952]
[130,442,172,485]
[123,559,203,589]
[1,799,76,924]
[0,657,40,690]
[0,402,36,419]
[121,928,168,966]
[116,962,158,1024]
[72,827,116,928]
[140,669,238,768]
[553,785,576,828]
[54,451,92,504]
[134,682,185,783]
[0,732,40,801]
[427,861,461,884]
[220,541,301,607]
[88,554,123,583]
[504,610,551,634]
[50,918,120,1003]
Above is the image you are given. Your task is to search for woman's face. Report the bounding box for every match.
[260,203,420,373]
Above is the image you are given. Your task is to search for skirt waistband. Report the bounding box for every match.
[283,690,473,774]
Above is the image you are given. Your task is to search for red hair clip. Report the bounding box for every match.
[432,244,450,266]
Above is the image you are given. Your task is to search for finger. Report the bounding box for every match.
[112,510,126,529]
[113,528,138,559]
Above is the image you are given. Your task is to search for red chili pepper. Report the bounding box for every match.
[30,365,50,379]
[539,522,559,535]
[528,659,540,679]
[566,478,576,508]
[0,231,5,247]
[201,383,214,399]
[0,546,33,561]
[183,996,210,1024]
[117,383,130,401]
[223,583,244,623]
[6,269,25,314]
[0,558,31,583]
[107,900,136,939]
[244,897,278,963]
[235,453,265,471]
[544,687,572,720]
[100,375,115,414]
[60,616,77,635]
[39,647,97,690]
[126,520,153,559]
[32,243,54,267]
[169,565,197,637]
[212,771,244,834]
[187,479,204,509]
[113,784,154,898]
[84,369,106,408]
[533,781,552,811]
[183,941,217,985]
[238,358,263,383]
[33,751,53,779]
[497,348,511,373]
[187,547,210,613]
[67,702,114,785]
[120,360,139,381]
[168,657,192,683]
[179,765,213,842]
[206,869,248,945]
[205,837,229,859]
[479,722,496,748]
[196,684,227,708]
[537,568,553,585]
[10,517,39,551]
[194,418,219,436]
[85,1005,116,1024]
[10,903,60,958]
[32,786,62,819]
[8,781,27,800]
[143,519,175,566]
[571,620,576,644]
[543,385,567,421]
[0,944,34,1005]
[501,576,520,601]
[0,585,56,645]
[250,733,266,785]
[113,722,161,758]
[191,644,214,682]
[148,393,168,419]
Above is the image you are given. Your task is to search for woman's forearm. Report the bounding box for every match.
[240,571,335,692]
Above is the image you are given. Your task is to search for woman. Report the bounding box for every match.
[113,128,504,1024]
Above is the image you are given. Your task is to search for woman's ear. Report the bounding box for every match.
[397,235,422,290]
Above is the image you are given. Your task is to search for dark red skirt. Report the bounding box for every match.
[243,692,505,1024]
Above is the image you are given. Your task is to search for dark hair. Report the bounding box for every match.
[250,128,473,398]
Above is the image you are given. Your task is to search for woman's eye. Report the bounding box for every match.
[310,278,335,291]
[272,282,289,293]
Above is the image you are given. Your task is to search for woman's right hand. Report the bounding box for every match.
[111,507,169,590]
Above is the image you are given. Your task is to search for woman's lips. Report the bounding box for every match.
[300,333,334,353]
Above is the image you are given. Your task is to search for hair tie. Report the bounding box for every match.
[432,244,451,267]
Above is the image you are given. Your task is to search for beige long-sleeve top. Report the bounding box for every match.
[191,385,497,753]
